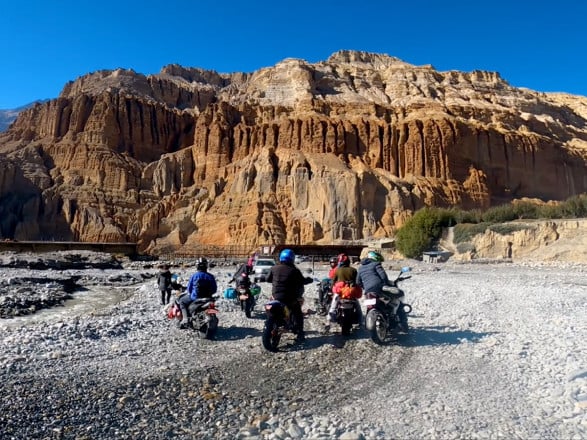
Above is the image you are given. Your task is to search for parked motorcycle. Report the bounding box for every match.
[237,274,261,318]
[364,267,413,344]
[168,294,219,339]
[262,298,303,352]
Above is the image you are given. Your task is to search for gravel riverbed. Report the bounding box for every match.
[0,252,586,439]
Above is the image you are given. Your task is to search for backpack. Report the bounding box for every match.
[333,280,362,299]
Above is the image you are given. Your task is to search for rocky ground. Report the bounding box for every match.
[0,251,586,439]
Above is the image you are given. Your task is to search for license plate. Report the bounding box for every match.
[239,294,248,300]
[364,298,376,306]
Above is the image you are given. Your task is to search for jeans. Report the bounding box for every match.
[160,288,171,305]
[287,300,304,336]
[178,293,193,324]
[327,295,363,326]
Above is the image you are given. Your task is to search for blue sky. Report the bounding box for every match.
[1,0,586,109]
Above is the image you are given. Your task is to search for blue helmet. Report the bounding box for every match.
[279,249,295,264]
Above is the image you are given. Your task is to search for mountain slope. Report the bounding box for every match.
[0,51,586,253]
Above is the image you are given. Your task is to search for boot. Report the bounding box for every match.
[295,332,306,343]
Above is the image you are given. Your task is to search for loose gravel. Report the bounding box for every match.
[0,252,585,439]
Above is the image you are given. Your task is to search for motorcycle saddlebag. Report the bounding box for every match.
[167,304,181,320]
[223,287,237,299]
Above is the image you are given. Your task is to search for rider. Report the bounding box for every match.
[178,257,217,328]
[266,249,313,343]
[230,261,252,288]
[326,253,362,328]
[327,256,339,279]
[357,250,408,332]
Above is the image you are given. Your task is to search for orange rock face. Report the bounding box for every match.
[1,51,586,253]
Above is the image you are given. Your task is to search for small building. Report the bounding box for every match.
[422,250,445,263]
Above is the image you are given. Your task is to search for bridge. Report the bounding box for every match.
[0,241,138,256]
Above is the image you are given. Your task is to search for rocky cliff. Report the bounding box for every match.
[1,51,586,253]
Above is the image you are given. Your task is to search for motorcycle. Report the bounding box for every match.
[168,294,220,339]
[315,278,333,316]
[262,298,303,352]
[236,274,261,318]
[331,282,363,335]
[364,267,413,344]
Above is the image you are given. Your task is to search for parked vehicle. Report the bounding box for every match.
[261,298,302,352]
[364,267,413,344]
[252,257,276,282]
[168,294,220,339]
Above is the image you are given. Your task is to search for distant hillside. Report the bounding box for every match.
[0,101,48,132]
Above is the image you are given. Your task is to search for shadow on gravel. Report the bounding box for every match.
[398,325,495,347]
[214,326,263,341]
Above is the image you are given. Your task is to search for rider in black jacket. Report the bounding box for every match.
[266,249,313,343]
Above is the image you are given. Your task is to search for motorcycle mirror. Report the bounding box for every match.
[401,266,412,273]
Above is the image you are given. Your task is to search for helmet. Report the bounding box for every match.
[337,253,350,266]
[329,256,338,267]
[196,257,208,271]
[279,249,295,264]
[367,250,384,262]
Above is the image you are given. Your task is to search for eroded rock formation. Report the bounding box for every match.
[1,51,586,253]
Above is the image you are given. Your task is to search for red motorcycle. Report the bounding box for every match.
[168,294,219,339]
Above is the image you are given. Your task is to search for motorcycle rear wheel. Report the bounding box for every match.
[244,298,253,318]
[203,315,218,340]
[369,311,387,344]
[340,312,353,336]
[262,317,281,352]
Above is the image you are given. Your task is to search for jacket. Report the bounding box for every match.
[266,262,312,304]
[158,270,172,291]
[356,258,393,295]
[333,266,357,284]
[186,271,217,301]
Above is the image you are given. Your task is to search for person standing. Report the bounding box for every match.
[157,264,173,305]
[178,258,217,328]
[266,249,313,343]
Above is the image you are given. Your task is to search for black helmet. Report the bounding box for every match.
[329,256,338,267]
[196,257,208,271]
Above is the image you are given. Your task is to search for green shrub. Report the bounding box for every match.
[481,204,517,223]
[395,207,456,258]
[488,223,533,235]
[512,201,540,219]
[453,223,491,243]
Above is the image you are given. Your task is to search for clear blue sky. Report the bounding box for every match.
[1,0,586,109]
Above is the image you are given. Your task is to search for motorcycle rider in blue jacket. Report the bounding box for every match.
[178,257,217,328]
[357,250,408,332]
